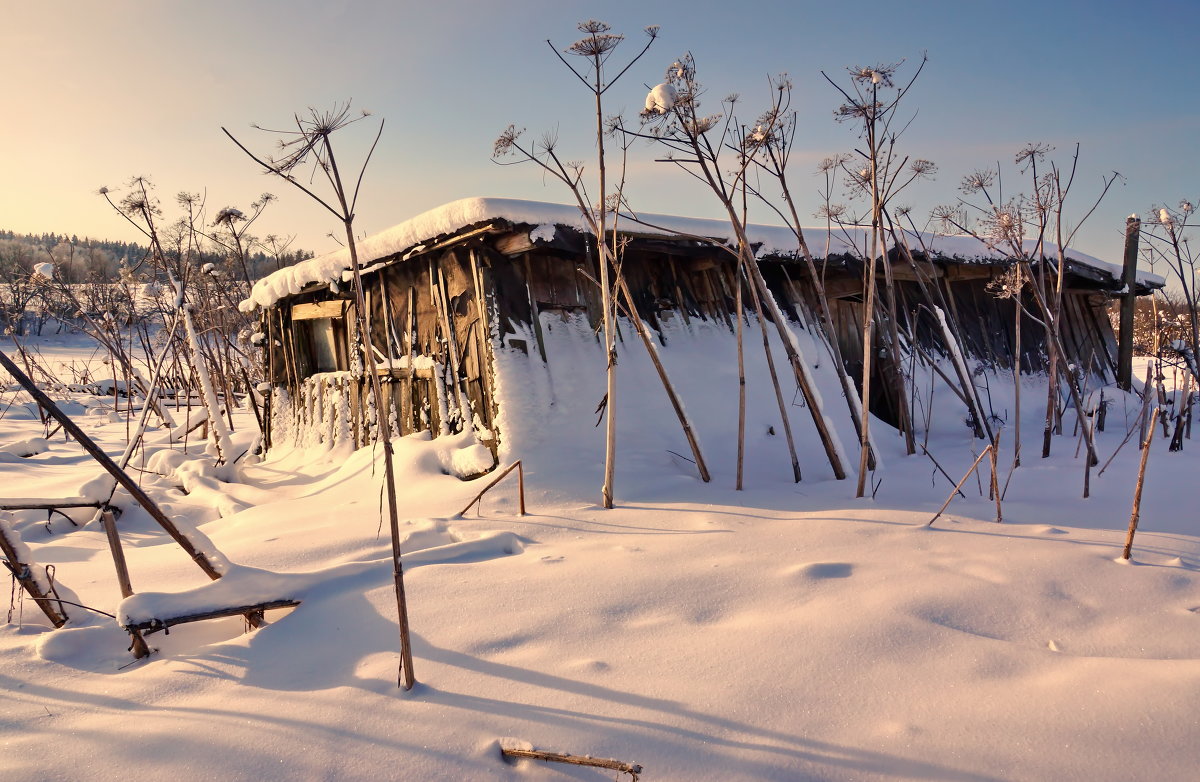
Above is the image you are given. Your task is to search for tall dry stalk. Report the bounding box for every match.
[822,57,930,495]
[495,22,718,505]
[225,104,415,690]
[631,53,847,480]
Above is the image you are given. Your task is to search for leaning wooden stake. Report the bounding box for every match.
[927,445,993,527]
[0,520,69,627]
[711,239,847,481]
[1122,407,1160,561]
[458,461,526,517]
[500,745,641,781]
[742,259,802,483]
[616,277,711,482]
[1099,363,1156,477]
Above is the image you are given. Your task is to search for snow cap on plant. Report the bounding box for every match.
[644,83,677,115]
[214,206,246,226]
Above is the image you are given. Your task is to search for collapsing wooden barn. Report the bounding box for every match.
[239,197,1162,469]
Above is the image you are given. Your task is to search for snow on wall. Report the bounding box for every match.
[239,197,1162,312]
[268,371,495,478]
[270,372,359,451]
[488,307,876,499]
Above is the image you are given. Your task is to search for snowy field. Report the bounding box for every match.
[2,328,1199,782]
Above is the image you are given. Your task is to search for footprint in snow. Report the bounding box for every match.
[539,555,564,564]
[787,562,853,580]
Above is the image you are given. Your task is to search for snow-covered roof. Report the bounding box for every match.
[239,197,1164,312]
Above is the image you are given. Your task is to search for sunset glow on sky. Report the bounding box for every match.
[3,0,1196,268]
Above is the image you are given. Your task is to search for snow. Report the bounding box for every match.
[645,82,677,114]
[3,331,1200,781]
[0,436,50,457]
[239,197,1165,312]
[528,222,556,243]
[32,262,55,280]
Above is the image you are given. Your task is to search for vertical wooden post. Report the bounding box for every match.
[517,461,526,516]
[99,510,151,658]
[1117,216,1141,391]
[100,511,135,599]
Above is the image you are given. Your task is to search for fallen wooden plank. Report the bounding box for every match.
[123,599,300,635]
[0,497,103,511]
[500,742,641,780]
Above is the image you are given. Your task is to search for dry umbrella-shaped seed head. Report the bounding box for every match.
[567,20,623,57]
[931,204,964,233]
[910,159,937,179]
[493,125,524,158]
[960,168,996,195]
[1015,142,1052,169]
[849,63,899,88]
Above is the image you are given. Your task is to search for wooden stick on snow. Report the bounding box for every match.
[1123,407,1160,561]
[927,445,994,527]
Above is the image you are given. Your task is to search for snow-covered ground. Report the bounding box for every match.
[2,328,1199,781]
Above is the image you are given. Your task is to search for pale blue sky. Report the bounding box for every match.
[2,0,1195,266]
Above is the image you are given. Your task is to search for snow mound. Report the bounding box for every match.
[0,436,50,457]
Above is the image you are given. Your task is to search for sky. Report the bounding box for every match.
[2,0,1196,269]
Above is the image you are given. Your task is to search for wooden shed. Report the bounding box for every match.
[240,197,1161,463]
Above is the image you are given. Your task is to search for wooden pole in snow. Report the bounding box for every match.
[98,509,151,658]
[989,430,1002,523]
[1123,407,1160,560]
[1117,216,1141,391]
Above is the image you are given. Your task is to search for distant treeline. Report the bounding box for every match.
[0,228,312,284]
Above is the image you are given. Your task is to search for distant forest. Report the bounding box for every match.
[0,228,312,285]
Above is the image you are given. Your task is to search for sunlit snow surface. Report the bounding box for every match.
[1,332,1199,781]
